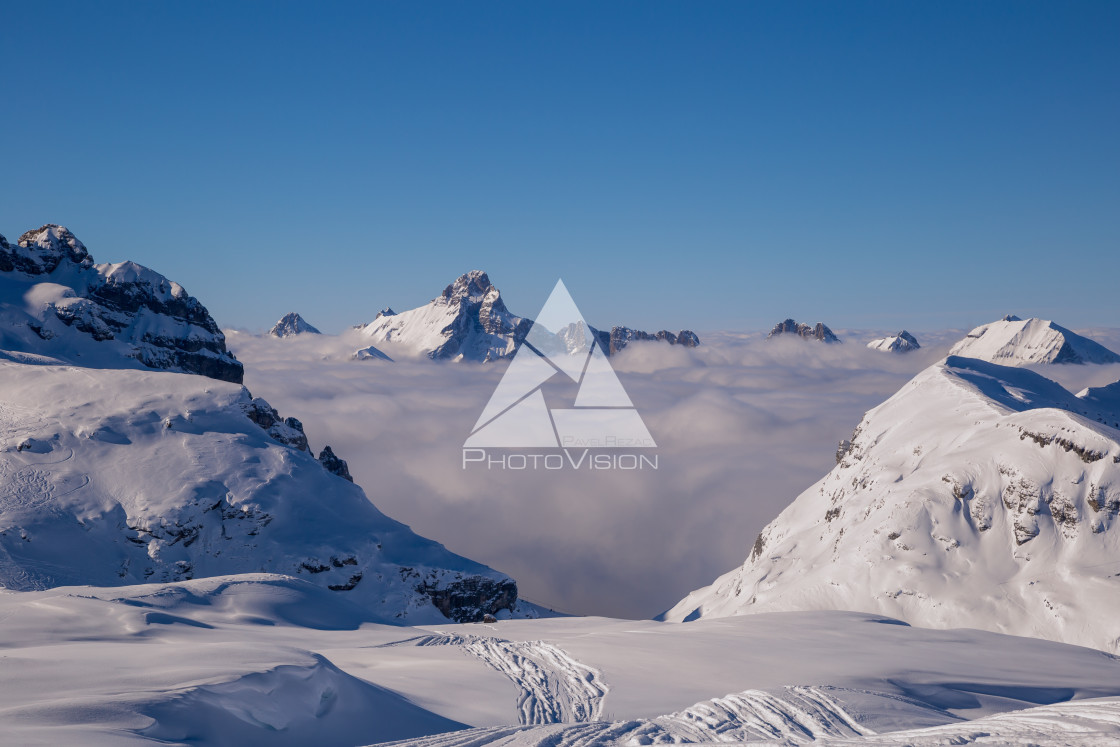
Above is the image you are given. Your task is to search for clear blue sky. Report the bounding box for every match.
[2,1,1117,334]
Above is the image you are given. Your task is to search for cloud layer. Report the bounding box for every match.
[228,327,1120,619]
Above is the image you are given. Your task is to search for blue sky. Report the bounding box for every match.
[2,1,1117,334]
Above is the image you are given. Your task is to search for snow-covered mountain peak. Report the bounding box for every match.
[2,224,92,275]
[867,330,920,353]
[441,270,495,304]
[663,355,1120,652]
[950,316,1120,365]
[1,224,243,383]
[269,312,321,338]
[361,271,530,361]
[98,261,185,303]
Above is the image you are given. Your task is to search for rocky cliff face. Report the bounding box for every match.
[766,319,841,344]
[0,225,243,383]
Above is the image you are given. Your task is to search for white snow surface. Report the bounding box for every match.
[1,585,1119,745]
[664,354,1120,653]
[0,360,534,623]
[949,316,1120,365]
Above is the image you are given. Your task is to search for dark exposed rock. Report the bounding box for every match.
[767,319,841,344]
[318,445,353,482]
[328,572,364,591]
[417,576,518,623]
[241,394,309,451]
[1018,428,1106,463]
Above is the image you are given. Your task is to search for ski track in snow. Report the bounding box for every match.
[380,633,609,726]
[374,684,876,746]
[375,691,1120,747]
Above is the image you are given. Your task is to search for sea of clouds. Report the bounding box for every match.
[228,325,1120,619]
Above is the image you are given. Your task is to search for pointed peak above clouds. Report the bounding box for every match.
[767,319,841,343]
[867,330,920,353]
[269,312,321,338]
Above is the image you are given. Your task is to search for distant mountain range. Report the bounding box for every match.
[358,270,700,362]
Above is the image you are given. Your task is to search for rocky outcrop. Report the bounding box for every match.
[269,312,321,338]
[0,224,243,383]
[240,393,310,451]
[318,446,353,482]
[595,327,702,354]
[416,576,519,623]
[766,319,841,344]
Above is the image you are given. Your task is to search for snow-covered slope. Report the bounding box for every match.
[269,312,321,337]
[768,319,841,343]
[0,360,536,623]
[3,596,1120,745]
[866,330,920,353]
[663,355,1120,652]
[950,315,1120,365]
[0,225,243,382]
[361,271,531,362]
